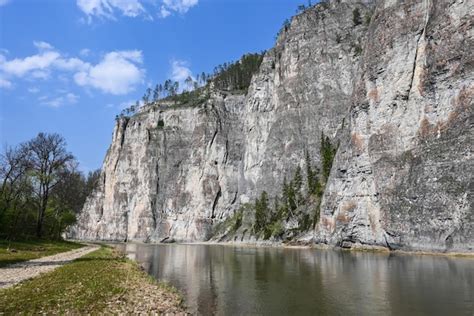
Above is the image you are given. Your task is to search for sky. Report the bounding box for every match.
[0,0,306,172]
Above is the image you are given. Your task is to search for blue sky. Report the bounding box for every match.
[0,0,306,172]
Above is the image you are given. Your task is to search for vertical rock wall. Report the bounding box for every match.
[71,0,473,253]
[316,0,473,252]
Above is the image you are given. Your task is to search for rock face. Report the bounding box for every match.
[316,0,473,253]
[70,0,473,253]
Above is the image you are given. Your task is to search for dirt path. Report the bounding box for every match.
[0,245,99,289]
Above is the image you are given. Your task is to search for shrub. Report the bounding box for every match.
[353,44,363,56]
[365,12,372,25]
[353,8,362,26]
[254,191,269,234]
[232,209,243,232]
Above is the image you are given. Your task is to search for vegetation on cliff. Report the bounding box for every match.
[118,52,265,118]
[219,133,337,241]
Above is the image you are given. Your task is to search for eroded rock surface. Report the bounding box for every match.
[316,0,473,253]
[70,0,473,253]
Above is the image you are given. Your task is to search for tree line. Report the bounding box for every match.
[212,53,264,91]
[0,133,99,240]
[119,52,265,118]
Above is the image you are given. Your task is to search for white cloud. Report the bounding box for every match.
[1,51,60,77]
[33,41,54,51]
[0,77,12,89]
[118,99,143,110]
[30,70,50,80]
[39,92,80,108]
[0,0,10,7]
[66,93,79,104]
[41,97,64,108]
[0,42,146,95]
[76,0,114,20]
[77,0,148,22]
[162,0,198,14]
[171,60,193,82]
[76,0,198,21]
[79,48,91,57]
[28,87,40,93]
[170,59,195,91]
[0,41,89,79]
[110,0,145,17]
[74,50,144,95]
[54,57,89,72]
[159,6,171,18]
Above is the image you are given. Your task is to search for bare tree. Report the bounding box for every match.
[28,133,74,237]
[0,144,31,218]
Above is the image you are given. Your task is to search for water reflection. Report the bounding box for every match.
[117,243,474,315]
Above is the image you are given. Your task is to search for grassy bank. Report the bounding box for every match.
[0,239,84,267]
[0,246,185,315]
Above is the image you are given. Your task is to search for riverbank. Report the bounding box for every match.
[71,238,474,258]
[0,246,186,314]
[180,240,474,258]
[0,245,99,289]
[0,239,84,267]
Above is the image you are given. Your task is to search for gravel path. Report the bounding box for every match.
[0,245,99,289]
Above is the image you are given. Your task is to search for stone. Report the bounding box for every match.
[69,0,473,253]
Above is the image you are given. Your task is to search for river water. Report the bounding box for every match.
[118,243,473,315]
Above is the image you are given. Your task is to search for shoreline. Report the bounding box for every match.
[0,245,186,314]
[195,241,474,258]
[72,239,474,259]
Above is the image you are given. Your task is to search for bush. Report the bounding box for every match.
[232,210,243,232]
[365,12,372,25]
[298,213,312,232]
[353,44,363,56]
[353,8,362,26]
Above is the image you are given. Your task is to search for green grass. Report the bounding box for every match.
[0,246,185,315]
[0,247,126,314]
[0,239,84,267]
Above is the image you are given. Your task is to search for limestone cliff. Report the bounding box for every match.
[70,0,473,253]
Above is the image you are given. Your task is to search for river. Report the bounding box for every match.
[118,243,473,315]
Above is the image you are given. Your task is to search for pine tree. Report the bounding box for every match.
[163,80,171,97]
[185,76,193,91]
[353,8,362,26]
[293,166,302,191]
[171,81,179,96]
[153,84,162,101]
[293,166,303,207]
[305,151,316,195]
[142,87,151,104]
[254,191,269,233]
[321,133,336,180]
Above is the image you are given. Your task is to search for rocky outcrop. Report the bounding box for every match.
[72,93,246,242]
[316,0,473,253]
[70,0,473,253]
